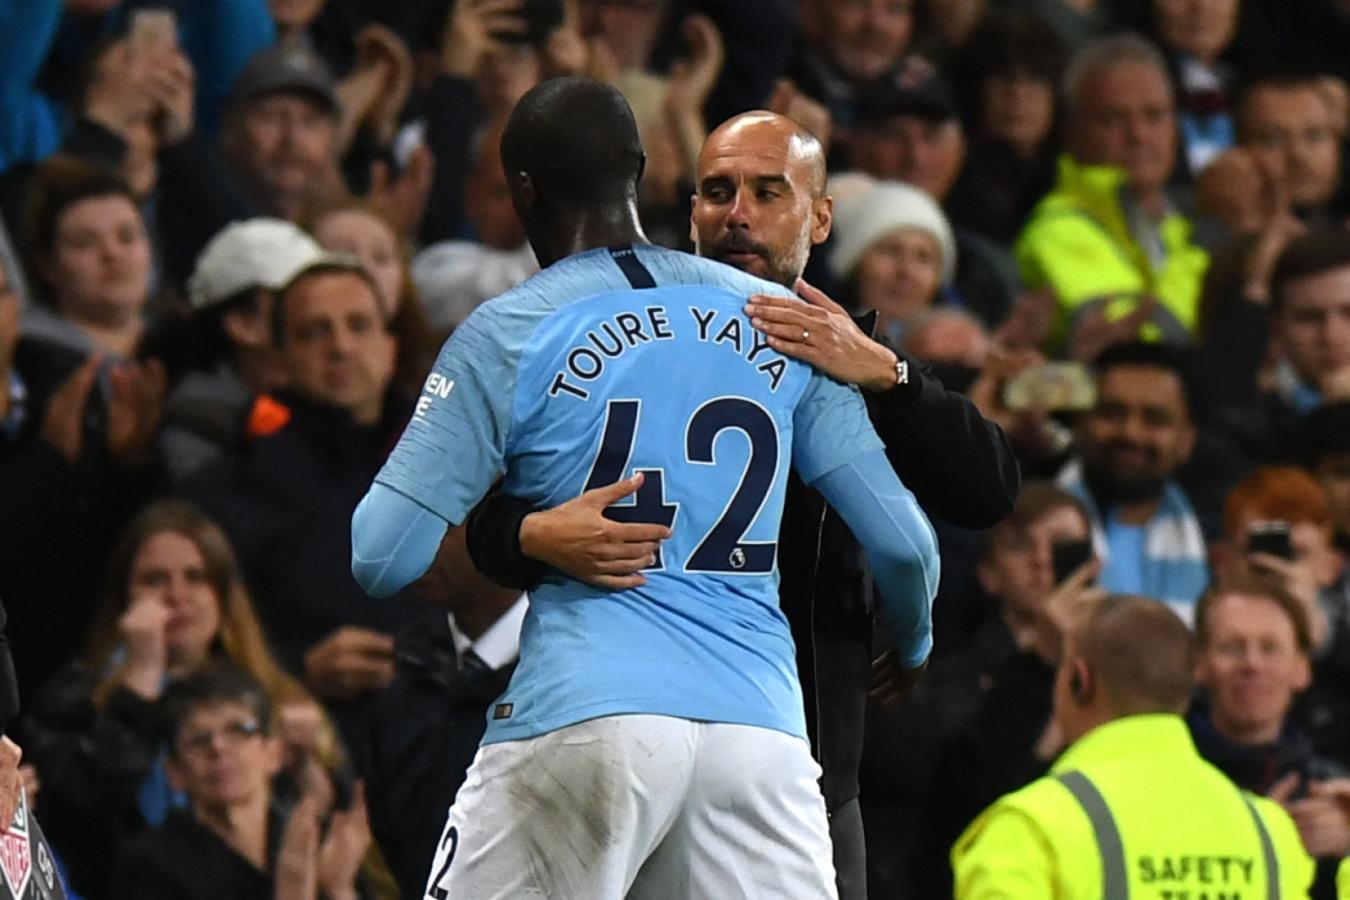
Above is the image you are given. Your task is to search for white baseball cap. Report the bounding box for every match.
[187,219,324,309]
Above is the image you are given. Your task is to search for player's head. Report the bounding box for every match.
[500,76,646,263]
[692,112,832,287]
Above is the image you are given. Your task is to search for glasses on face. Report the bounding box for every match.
[177,719,264,757]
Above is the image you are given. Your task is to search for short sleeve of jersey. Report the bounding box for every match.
[791,371,884,485]
[374,304,517,525]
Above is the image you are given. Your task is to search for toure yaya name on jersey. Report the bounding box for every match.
[547,304,789,402]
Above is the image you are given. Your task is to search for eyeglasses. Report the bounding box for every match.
[177,720,264,756]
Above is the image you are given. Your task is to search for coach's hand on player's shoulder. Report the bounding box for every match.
[745,278,901,393]
[519,474,672,591]
[303,626,396,700]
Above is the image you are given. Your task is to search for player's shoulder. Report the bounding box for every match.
[635,245,799,301]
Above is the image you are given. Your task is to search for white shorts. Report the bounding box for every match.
[422,714,838,899]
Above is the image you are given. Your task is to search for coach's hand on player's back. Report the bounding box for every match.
[746,278,902,393]
[519,474,672,590]
[303,626,396,700]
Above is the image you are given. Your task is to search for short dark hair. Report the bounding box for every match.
[161,665,271,755]
[979,481,1089,563]
[1235,69,1333,141]
[1271,229,1350,313]
[958,11,1066,101]
[1079,595,1194,716]
[500,77,645,207]
[1302,401,1350,465]
[24,155,138,296]
[1092,340,1197,420]
[272,261,386,347]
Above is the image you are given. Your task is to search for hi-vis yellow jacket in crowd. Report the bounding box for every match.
[952,714,1313,900]
[1015,155,1210,341]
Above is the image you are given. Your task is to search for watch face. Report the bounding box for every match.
[896,360,909,385]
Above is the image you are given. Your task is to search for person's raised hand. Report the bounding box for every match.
[275,794,321,900]
[117,588,171,699]
[368,144,435,242]
[40,357,101,465]
[354,24,415,144]
[1064,295,1160,364]
[1034,561,1106,666]
[439,0,529,78]
[745,279,900,392]
[766,79,831,153]
[302,627,396,700]
[83,41,157,139]
[519,473,673,590]
[318,782,373,900]
[1283,781,1350,857]
[106,358,166,463]
[145,47,196,145]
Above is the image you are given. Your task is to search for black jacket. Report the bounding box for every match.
[465,329,1019,812]
[364,611,515,899]
[108,807,280,900]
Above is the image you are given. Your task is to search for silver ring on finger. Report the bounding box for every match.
[801,329,810,341]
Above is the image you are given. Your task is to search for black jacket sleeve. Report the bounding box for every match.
[464,490,547,591]
[869,350,1020,530]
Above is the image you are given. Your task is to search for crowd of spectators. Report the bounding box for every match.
[3,0,1350,897]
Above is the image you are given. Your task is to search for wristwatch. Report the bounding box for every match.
[894,357,909,386]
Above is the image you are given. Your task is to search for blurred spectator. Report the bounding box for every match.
[22,157,154,360]
[955,594,1315,899]
[947,12,1066,247]
[1189,570,1349,898]
[108,666,371,900]
[898,308,993,383]
[1271,232,1350,413]
[1016,35,1209,344]
[1304,402,1350,551]
[365,530,523,900]
[1059,341,1208,620]
[844,60,1020,328]
[185,255,420,744]
[1237,73,1346,226]
[2,159,165,693]
[865,483,1098,897]
[829,180,956,340]
[0,2,65,172]
[1218,466,1350,768]
[220,45,344,224]
[792,0,916,151]
[309,201,438,394]
[152,218,322,483]
[21,500,345,899]
[412,116,538,334]
[1148,0,1244,177]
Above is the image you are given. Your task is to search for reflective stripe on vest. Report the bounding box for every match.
[1054,771,1282,900]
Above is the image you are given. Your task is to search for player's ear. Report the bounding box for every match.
[507,171,536,217]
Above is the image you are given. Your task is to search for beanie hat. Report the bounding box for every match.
[829,180,957,285]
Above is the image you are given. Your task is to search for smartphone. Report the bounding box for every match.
[129,9,177,58]
[1052,539,1095,585]
[1003,362,1096,412]
[1247,521,1294,560]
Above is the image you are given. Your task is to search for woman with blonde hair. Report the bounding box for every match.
[20,499,351,899]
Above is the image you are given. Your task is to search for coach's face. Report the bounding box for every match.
[691,116,832,287]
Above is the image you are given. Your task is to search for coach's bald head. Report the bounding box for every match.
[692,112,832,287]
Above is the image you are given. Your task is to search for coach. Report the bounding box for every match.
[465,111,1019,898]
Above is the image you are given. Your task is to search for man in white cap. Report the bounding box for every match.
[156,218,323,482]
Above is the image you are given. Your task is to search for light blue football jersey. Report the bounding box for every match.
[375,244,884,743]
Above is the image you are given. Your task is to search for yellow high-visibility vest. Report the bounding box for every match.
[953,714,1314,899]
[1015,156,1210,343]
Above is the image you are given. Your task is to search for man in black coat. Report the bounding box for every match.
[460,112,1018,899]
